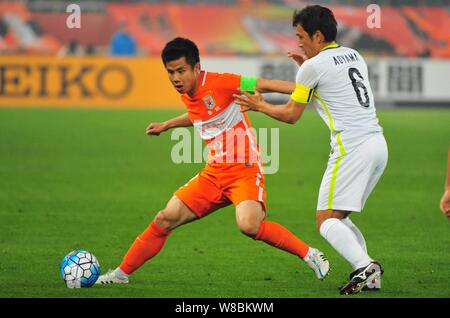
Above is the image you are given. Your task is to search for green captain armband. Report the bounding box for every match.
[240,76,257,93]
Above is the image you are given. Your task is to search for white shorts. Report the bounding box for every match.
[317,133,388,212]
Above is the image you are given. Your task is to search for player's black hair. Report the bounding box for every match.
[292,5,337,42]
[161,37,200,69]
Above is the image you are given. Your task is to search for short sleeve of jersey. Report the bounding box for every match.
[215,73,241,92]
[291,60,319,104]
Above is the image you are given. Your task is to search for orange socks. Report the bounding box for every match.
[255,220,310,259]
[119,221,171,275]
[119,220,308,275]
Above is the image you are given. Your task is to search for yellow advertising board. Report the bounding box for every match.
[0,56,184,108]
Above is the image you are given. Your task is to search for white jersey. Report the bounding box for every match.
[293,44,383,158]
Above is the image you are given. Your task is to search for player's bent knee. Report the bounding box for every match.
[235,200,265,237]
[237,219,261,238]
[315,213,328,231]
[154,210,174,231]
[154,197,198,231]
[315,210,350,230]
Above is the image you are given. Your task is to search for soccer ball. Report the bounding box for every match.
[60,249,100,288]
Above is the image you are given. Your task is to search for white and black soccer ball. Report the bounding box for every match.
[60,250,100,288]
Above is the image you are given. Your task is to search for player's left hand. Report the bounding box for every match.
[440,189,450,218]
[233,89,264,112]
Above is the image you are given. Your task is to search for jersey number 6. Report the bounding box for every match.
[348,67,370,108]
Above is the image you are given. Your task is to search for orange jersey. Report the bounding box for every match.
[181,71,261,166]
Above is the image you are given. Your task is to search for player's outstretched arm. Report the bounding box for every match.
[234,89,306,125]
[146,113,192,136]
[255,78,296,94]
[440,146,450,217]
[250,49,308,94]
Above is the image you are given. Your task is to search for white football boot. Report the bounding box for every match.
[340,261,384,295]
[96,268,129,285]
[363,276,381,291]
[303,247,330,280]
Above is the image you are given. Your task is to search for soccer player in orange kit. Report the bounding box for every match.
[96,37,330,285]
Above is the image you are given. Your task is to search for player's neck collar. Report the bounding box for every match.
[187,70,206,98]
[320,43,340,52]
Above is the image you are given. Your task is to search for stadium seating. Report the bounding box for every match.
[107,3,259,55]
[32,13,116,47]
[402,6,450,58]
[331,6,427,57]
[1,1,449,57]
[0,2,60,54]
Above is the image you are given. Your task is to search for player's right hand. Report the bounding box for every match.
[146,122,167,136]
[287,49,308,66]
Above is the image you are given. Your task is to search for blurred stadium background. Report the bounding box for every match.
[0,0,449,298]
[1,0,450,107]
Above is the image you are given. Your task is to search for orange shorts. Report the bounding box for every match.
[174,162,266,218]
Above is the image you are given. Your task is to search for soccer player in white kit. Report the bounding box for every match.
[234,5,388,295]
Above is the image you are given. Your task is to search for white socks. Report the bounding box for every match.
[320,218,372,270]
[341,218,380,288]
[341,217,367,253]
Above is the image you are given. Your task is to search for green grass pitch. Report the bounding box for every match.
[0,107,449,298]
